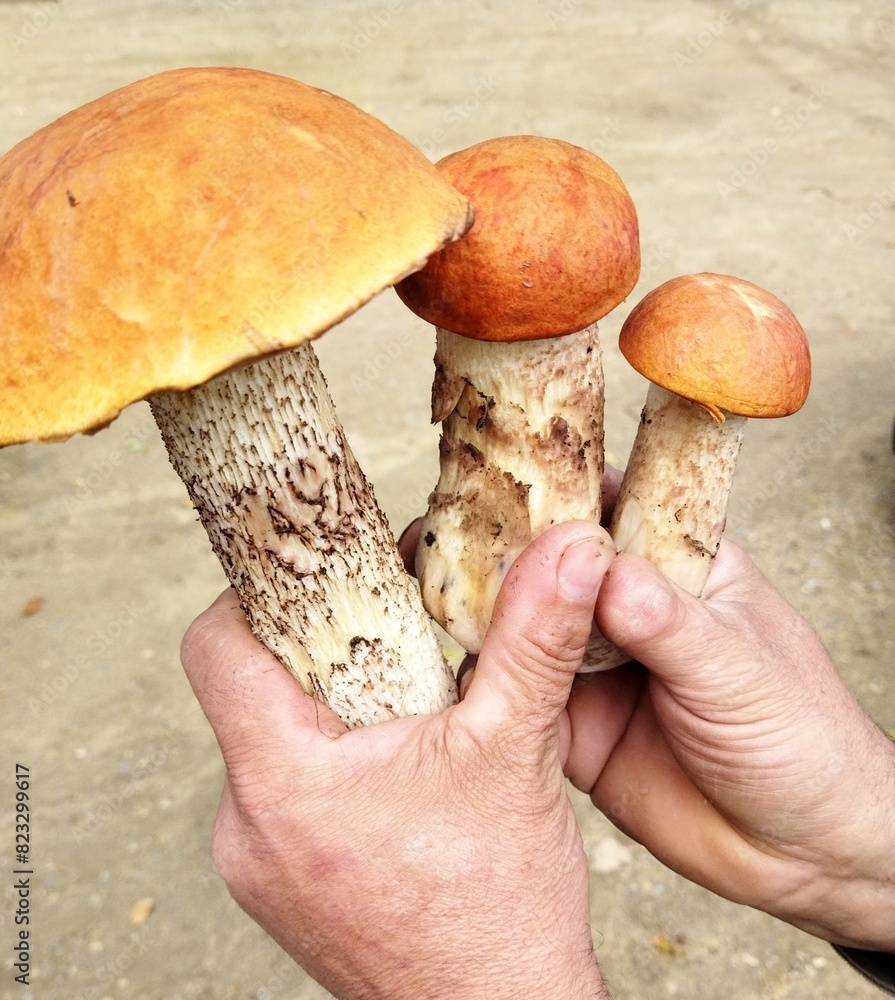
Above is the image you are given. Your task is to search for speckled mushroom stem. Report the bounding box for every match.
[416,324,604,654]
[582,383,746,671]
[150,343,457,728]
[610,383,746,589]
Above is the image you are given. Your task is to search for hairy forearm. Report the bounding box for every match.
[293,905,610,1000]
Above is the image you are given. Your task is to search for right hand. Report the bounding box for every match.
[182,522,617,1000]
[567,540,895,950]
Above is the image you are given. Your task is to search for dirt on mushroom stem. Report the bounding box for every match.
[581,271,811,671]
[150,342,457,728]
[416,322,604,654]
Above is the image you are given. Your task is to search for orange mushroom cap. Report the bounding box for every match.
[0,67,472,445]
[618,273,811,422]
[395,135,640,342]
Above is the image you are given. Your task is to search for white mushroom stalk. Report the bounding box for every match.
[583,272,810,671]
[609,384,746,594]
[151,344,456,727]
[418,324,603,652]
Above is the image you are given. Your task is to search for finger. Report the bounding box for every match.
[594,552,709,680]
[600,464,623,525]
[461,522,615,743]
[456,655,477,699]
[589,695,744,882]
[180,590,346,771]
[594,541,803,699]
[396,518,424,576]
[564,664,644,792]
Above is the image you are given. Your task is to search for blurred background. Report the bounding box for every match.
[0,2,893,997]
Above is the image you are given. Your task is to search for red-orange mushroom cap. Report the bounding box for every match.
[396,135,641,342]
[619,273,811,422]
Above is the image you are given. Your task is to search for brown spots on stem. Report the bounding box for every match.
[683,534,715,559]
[432,362,466,422]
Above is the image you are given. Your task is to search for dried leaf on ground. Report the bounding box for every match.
[129,896,155,927]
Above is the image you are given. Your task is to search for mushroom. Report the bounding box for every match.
[395,135,640,655]
[0,67,473,727]
[590,273,810,663]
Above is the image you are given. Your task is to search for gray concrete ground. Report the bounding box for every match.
[0,1,893,998]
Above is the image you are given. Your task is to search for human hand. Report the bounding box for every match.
[181,522,619,1000]
[569,541,895,951]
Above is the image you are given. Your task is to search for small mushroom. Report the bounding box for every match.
[395,135,640,654]
[585,273,810,670]
[0,67,473,727]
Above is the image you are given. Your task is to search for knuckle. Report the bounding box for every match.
[180,594,251,672]
[514,618,589,675]
[180,608,224,669]
[210,803,253,901]
[180,620,205,670]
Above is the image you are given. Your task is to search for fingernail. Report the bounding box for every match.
[558,535,607,599]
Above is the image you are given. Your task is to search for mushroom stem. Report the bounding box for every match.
[416,323,604,653]
[581,384,746,671]
[150,343,457,728]
[611,382,746,593]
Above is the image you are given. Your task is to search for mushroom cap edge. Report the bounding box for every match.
[0,66,473,445]
[618,272,811,420]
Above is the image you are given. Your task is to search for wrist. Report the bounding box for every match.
[385,954,607,1000]
[446,941,608,1000]
[786,868,895,951]
[767,733,895,950]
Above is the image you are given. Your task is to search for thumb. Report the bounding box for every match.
[594,541,785,697]
[461,522,615,740]
[595,551,703,677]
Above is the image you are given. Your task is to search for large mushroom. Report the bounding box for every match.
[395,135,639,655]
[0,67,473,727]
[586,273,810,668]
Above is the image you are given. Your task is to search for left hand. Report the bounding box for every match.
[569,542,895,950]
[181,522,620,1000]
